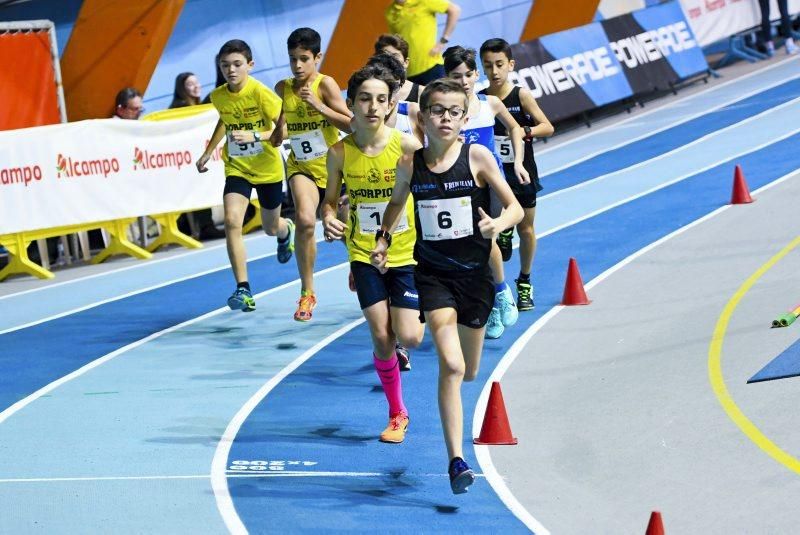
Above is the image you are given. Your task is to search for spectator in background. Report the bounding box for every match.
[169,72,226,241]
[759,0,798,56]
[169,72,202,108]
[113,87,143,119]
[385,0,461,85]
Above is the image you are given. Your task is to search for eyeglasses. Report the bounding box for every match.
[425,104,465,120]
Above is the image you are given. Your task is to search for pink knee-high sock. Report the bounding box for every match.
[373,353,407,416]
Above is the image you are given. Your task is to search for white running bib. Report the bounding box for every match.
[228,134,264,157]
[494,135,514,164]
[357,201,409,234]
[417,197,473,241]
[290,129,328,161]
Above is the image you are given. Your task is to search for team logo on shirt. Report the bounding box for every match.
[296,105,306,118]
[465,131,481,144]
[367,168,381,184]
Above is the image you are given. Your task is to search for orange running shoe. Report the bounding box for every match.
[379,413,409,443]
[294,292,317,322]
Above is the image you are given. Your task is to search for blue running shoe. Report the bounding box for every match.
[277,219,295,264]
[485,307,504,339]
[448,457,475,494]
[495,284,518,327]
[228,287,255,312]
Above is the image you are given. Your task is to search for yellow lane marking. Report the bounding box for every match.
[708,235,800,474]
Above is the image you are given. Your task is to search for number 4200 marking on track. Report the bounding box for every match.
[228,460,318,471]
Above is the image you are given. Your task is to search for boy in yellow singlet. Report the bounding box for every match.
[270,27,352,322]
[196,39,294,313]
[322,64,424,443]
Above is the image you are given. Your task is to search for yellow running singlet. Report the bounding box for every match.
[342,129,415,267]
[283,75,340,188]
[210,77,283,184]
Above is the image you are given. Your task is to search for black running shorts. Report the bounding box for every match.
[414,265,494,329]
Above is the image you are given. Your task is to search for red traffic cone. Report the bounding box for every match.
[730,165,754,204]
[645,511,664,535]
[561,257,591,305]
[474,382,518,445]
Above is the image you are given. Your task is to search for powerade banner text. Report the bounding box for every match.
[509,1,708,122]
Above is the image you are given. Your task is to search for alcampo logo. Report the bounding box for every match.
[56,153,120,178]
[1,164,43,187]
[132,146,193,171]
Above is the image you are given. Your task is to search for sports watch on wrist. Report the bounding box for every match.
[375,229,392,247]
[439,36,449,44]
[253,131,261,142]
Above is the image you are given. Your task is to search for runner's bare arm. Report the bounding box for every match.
[372,152,413,269]
[315,76,354,133]
[470,144,522,235]
[322,142,347,241]
[491,95,530,184]
[518,88,554,138]
[197,119,226,172]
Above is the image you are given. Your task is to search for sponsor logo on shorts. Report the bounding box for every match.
[403,291,418,300]
[470,318,481,326]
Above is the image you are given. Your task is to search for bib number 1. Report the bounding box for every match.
[358,201,409,235]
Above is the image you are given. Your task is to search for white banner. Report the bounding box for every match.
[679,0,800,47]
[0,110,230,235]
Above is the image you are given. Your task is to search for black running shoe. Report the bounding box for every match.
[396,343,411,372]
[448,457,475,494]
[515,278,534,311]
[496,228,513,262]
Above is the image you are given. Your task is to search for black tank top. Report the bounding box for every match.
[410,144,491,273]
[407,83,421,103]
[479,85,540,190]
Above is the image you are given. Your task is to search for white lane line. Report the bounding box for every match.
[0,235,252,301]
[472,167,800,534]
[210,318,366,535]
[0,233,328,335]
[0,262,349,426]
[535,55,800,161]
[538,71,800,177]
[0,221,324,302]
[0,471,486,483]
[537,125,800,240]
[538,96,800,202]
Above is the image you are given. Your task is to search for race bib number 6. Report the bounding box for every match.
[290,130,328,161]
[417,197,473,241]
[357,201,409,235]
[494,136,514,164]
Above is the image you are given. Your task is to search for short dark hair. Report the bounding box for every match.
[419,78,468,111]
[366,53,406,86]
[115,87,142,108]
[288,27,321,55]
[480,38,513,61]
[218,39,252,62]
[346,65,399,103]
[443,46,478,74]
[374,33,409,60]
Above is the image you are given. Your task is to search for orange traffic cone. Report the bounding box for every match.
[474,382,518,445]
[561,257,591,305]
[645,511,664,535]
[730,165,754,204]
